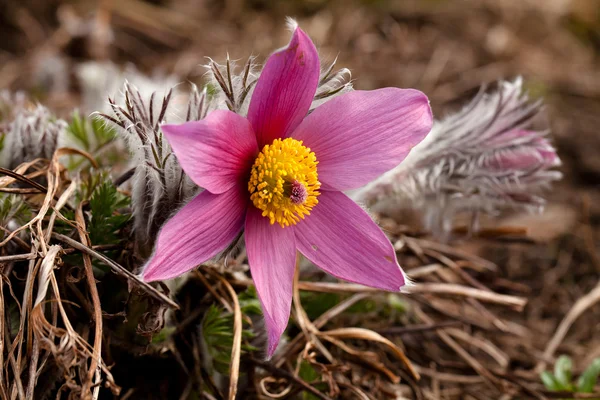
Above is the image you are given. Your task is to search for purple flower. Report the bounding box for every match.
[142,26,433,356]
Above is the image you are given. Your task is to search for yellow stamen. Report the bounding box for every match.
[248,138,320,227]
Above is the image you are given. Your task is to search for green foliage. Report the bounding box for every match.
[554,355,574,391]
[577,359,600,393]
[386,293,409,313]
[201,304,256,375]
[347,297,378,314]
[7,302,21,339]
[52,171,130,236]
[541,355,600,394]
[298,361,320,400]
[0,194,32,226]
[346,294,409,319]
[204,82,219,99]
[300,292,340,320]
[66,111,118,170]
[53,172,130,277]
[522,79,550,100]
[238,286,262,315]
[151,326,177,344]
[67,111,116,152]
[299,291,410,331]
[88,178,130,245]
[541,370,562,392]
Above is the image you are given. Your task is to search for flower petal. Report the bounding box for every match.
[292,88,433,191]
[295,191,406,290]
[143,187,247,281]
[245,206,296,357]
[161,110,258,194]
[247,27,320,148]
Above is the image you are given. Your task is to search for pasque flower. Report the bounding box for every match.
[142,25,433,356]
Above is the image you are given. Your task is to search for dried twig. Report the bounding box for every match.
[250,357,333,400]
[293,281,527,310]
[207,269,242,400]
[75,204,103,398]
[537,282,600,372]
[51,233,179,309]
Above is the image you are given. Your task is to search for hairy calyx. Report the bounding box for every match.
[248,138,320,227]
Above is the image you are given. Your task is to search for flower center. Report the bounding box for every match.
[248,138,320,227]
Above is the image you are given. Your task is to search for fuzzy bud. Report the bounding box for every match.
[353,78,562,235]
[0,94,66,169]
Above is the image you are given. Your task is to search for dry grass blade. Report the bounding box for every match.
[537,282,600,373]
[45,180,77,242]
[51,233,178,309]
[318,327,419,381]
[403,238,497,271]
[0,166,48,193]
[250,358,333,400]
[31,263,120,397]
[320,335,401,383]
[296,281,526,310]
[194,270,233,313]
[75,204,103,399]
[291,266,336,365]
[0,253,37,262]
[405,283,527,311]
[0,159,45,187]
[11,257,40,400]
[211,272,242,400]
[0,274,5,400]
[25,246,61,399]
[274,293,370,367]
[415,308,499,389]
[444,328,509,369]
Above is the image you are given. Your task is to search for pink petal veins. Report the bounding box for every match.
[292,88,433,191]
[295,190,407,291]
[143,187,247,281]
[247,27,320,148]
[161,110,258,194]
[245,206,297,357]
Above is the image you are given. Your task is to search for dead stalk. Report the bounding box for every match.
[75,204,103,398]
[51,233,178,309]
[537,282,600,373]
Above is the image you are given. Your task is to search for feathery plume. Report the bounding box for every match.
[0,95,66,169]
[99,82,209,256]
[354,78,562,235]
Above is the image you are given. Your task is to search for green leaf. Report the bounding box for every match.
[7,302,21,339]
[300,292,340,320]
[66,111,118,170]
[298,361,320,400]
[387,293,409,313]
[91,116,116,145]
[541,371,562,391]
[200,304,256,375]
[67,110,91,151]
[0,194,32,226]
[346,297,378,314]
[554,355,574,391]
[88,176,130,245]
[152,326,176,344]
[238,287,262,316]
[577,358,600,393]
